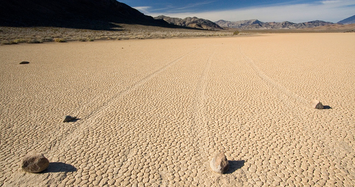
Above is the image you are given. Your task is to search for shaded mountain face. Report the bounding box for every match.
[0,0,168,29]
[216,19,334,30]
[155,15,223,30]
[338,15,355,24]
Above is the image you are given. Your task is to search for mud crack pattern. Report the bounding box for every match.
[1,34,354,186]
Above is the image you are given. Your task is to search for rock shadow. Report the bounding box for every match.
[45,162,77,173]
[323,105,332,109]
[67,118,80,122]
[19,61,30,64]
[226,160,245,174]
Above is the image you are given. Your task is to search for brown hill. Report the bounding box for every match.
[305,23,355,32]
[0,0,169,30]
[155,16,223,30]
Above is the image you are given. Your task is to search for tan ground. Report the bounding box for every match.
[0,33,354,186]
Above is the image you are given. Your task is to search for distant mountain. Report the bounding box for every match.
[155,16,223,30]
[338,15,355,24]
[216,19,334,30]
[0,0,169,30]
[216,19,262,29]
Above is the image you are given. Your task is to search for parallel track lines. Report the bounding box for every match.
[192,49,216,179]
[48,48,200,155]
[239,48,310,108]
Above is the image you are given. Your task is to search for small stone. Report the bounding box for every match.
[21,151,49,173]
[63,115,78,122]
[311,99,324,109]
[210,152,229,174]
[19,61,30,64]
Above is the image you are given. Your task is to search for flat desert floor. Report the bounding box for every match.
[0,33,354,186]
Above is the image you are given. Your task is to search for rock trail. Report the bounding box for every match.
[45,47,201,157]
[1,34,354,186]
[240,48,310,109]
[72,47,200,120]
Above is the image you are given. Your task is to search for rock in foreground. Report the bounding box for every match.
[21,152,49,173]
[210,152,229,174]
[311,99,324,109]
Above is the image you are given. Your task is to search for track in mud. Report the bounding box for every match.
[1,34,354,186]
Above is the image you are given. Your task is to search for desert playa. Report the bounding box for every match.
[0,33,354,186]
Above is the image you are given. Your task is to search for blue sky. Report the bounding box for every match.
[120,0,355,23]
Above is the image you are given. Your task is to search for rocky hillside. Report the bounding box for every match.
[0,0,169,29]
[155,16,223,30]
[216,19,334,30]
[338,15,355,24]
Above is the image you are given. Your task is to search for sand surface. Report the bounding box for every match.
[0,33,354,186]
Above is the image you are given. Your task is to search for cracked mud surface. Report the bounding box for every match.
[1,33,354,186]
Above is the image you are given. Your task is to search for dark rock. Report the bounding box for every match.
[311,99,324,109]
[63,115,78,122]
[19,61,30,64]
[21,151,49,173]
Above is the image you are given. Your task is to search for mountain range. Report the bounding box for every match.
[215,19,334,30]
[338,15,355,24]
[0,0,170,30]
[0,0,353,31]
[154,16,223,30]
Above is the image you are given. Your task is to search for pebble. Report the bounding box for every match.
[311,99,324,109]
[210,152,229,174]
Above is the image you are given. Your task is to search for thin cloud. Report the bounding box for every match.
[175,1,216,10]
[136,1,216,14]
[146,0,355,23]
[133,6,151,13]
[321,0,341,4]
